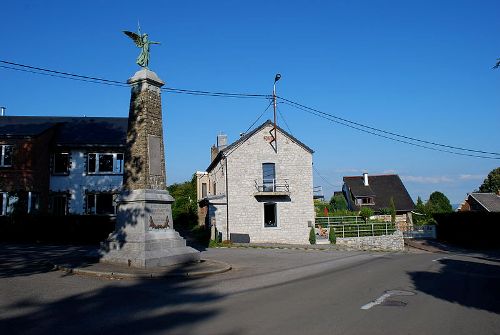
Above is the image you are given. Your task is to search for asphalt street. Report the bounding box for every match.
[1,244,499,335]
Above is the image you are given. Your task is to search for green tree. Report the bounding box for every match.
[329,226,336,244]
[167,174,198,228]
[478,167,500,193]
[426,191,453,214]
[330,194,348,211]
[359,207,374,223]
[314,199,332,216]
[309,226,316,245]
[389,196,396,224]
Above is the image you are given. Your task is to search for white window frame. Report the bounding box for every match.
[87,153,124,175]
[0,145,13,167]
[263,202,279,228]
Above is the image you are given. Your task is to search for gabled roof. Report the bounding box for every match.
[0,116,127,147]
[343,174,415,211]
[469,193,500,212]
[207,120,313,171]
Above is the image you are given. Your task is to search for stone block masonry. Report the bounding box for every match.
[336,231,405,251]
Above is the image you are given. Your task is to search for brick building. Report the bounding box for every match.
[198,120,315,244]
[0,116,127,215]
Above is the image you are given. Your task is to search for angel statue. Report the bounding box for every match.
[123,27,160,69]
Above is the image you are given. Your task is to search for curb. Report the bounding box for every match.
[51,259,232,279]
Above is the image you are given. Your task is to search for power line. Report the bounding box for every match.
[0,60,272,99]
[281,100,499,159]
[313,166,338,189]
[278,96,500,157]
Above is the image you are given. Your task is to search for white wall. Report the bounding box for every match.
[50,150,123,214]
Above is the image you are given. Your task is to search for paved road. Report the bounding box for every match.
[1,244,499,335]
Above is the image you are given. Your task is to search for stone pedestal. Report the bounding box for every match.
[100,189,199,267]
[100,68,199,267]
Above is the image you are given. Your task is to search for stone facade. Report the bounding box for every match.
[124,70,167,191]
[203,122,314,244]
[336,231,405,251]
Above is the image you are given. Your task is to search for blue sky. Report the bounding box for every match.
[1,0,499,204]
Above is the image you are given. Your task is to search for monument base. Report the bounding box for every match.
[99,189,200,268]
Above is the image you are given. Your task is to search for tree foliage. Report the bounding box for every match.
[359,207,374,223]
[309,226,316,245]
[426,191,453,214]
[478,167,500,193]
[329,226,336,244]
[167,174,198,228]
[330,194,348,211]
[389,196,396,224]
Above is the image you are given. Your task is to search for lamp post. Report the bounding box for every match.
[271,73,281,146]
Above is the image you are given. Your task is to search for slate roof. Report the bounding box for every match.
[343,174,415,212]
[469,193,500,212]
[207,120,313,171]
[0,116,127,147]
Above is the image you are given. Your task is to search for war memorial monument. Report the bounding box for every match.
[99,28,200,267]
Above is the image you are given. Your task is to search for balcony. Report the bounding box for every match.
[254,179,290,197]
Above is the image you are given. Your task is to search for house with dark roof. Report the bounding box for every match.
[197,120,315,244]
[457,193,500,212]
[342,173,415,219]
[0,116,127,215]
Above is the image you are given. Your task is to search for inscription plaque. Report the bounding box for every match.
[148,135,162,176]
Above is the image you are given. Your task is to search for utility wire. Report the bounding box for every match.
[2,60,498,158]
[0,60,271,99]
[278,96,500,157]
[313,166,338,189]
[280,100,499,160]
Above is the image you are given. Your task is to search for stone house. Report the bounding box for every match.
[198,120,315,244]
[0,116,127,215]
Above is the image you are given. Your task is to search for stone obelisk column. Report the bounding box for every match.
[100,69,199,267]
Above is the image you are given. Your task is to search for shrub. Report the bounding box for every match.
[359,207,374,223]
[309,226,316,244]
[329,227,336,244]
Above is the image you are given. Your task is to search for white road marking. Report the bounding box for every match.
[361,290,415,310]
[432,257,448,262]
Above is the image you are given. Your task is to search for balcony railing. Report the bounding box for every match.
[254,179,290,194]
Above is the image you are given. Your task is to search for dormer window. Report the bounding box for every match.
[356,197,374,205]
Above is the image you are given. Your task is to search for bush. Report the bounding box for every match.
[309,226,316,245]
[359,207,374,223]
[329,227,336,244]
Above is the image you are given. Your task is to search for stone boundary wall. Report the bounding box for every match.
[336,231,404,251]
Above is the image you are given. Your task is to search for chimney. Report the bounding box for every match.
[0,107,5,116]
[217,133,227,150]
[210,145,218,162]
[363,172,369,186]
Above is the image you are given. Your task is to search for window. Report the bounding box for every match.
[264,202,277,227]
[213,182,217,195]
[50,194,68,216]
[87,153,124,174]
[86,193,117,215]
[356,197,374,205]
[53,153,70,174]
[201,183,207,198]
[28,192,40,214]
[0,145,13,167]
[262,163,276,192]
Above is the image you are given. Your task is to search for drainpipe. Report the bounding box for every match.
[225,156,229,241]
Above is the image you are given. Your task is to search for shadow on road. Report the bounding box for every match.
[409,258,500,314]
